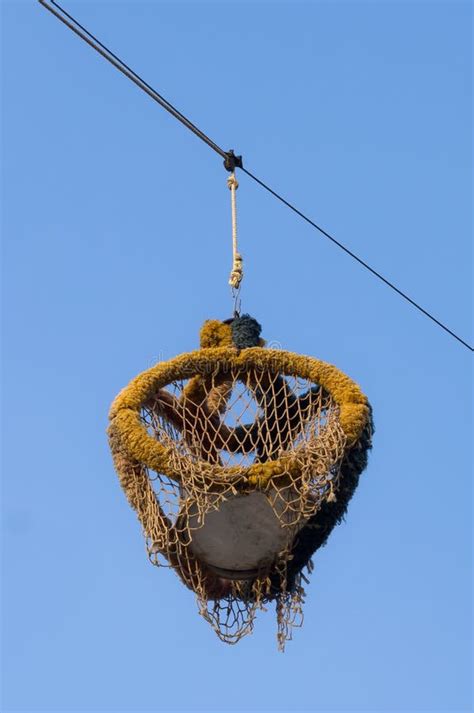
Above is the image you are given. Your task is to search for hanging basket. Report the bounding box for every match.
[108,317,373,648]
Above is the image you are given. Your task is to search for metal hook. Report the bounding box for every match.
[232,287,241,318]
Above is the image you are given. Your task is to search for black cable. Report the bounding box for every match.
[37,0,473,353]
[241,168,473,351]
[39,0,227,159]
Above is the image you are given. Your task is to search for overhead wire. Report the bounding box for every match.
[240,168,473,351]
[39,0,226,158]
[37,0,473,353]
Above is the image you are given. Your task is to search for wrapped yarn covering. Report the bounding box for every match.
[108,316,373,648]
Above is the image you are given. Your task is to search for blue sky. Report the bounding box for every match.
[1,1,472,711]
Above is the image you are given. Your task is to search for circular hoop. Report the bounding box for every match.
[109,347,370,488]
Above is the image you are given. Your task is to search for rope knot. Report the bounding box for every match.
[229,253,243,290]
[227,174,239,191]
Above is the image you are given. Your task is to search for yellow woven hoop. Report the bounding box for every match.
[109,347,370,488]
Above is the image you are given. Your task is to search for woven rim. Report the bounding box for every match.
[109,347,370,487]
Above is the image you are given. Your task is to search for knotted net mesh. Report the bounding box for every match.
[109,362,348,648]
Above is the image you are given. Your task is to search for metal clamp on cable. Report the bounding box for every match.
[224,149,243,172]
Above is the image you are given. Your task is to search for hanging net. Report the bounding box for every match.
[108,316,373,649]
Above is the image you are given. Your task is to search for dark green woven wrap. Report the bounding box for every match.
[230,314,262,348]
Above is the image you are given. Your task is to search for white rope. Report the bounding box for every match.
[227,172,243,291]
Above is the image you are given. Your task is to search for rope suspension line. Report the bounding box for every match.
[227,172,243,294]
